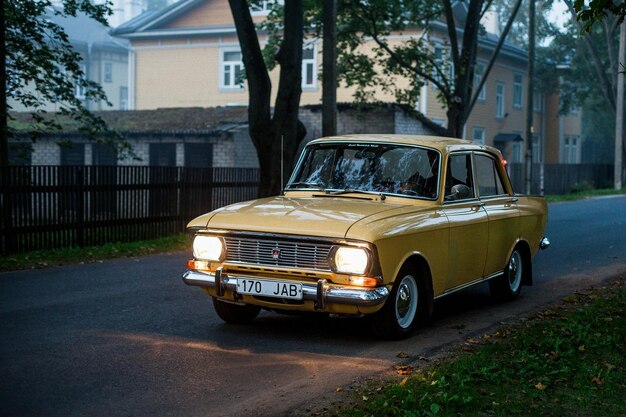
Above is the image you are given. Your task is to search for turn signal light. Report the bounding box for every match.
[187,259,210,271]
[349,276,380,287]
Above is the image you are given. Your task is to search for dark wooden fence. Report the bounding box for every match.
[0,166,259,255]
[507,163,617,195]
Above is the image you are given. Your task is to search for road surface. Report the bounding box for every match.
[1,196,625,417]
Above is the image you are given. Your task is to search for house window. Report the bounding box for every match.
[532,135,542,163]
[512,141,522,163]
[250,0,277,16]
[75,64,86,99]
[472,127,485,144]
[495,82,505,119]
[104,62,113,83]
[564,135,580,164]
[432,45,453,90]
[473,61,486,100]
[302,45,316,89]
[221,50,244,89]
[119,87,128,110]
[533,92,542,112]
[513,73,523,108]
[61,144,85,165]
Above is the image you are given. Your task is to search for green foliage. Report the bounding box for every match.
[4,0,132,157]
[574,0,626,32]
[337,282,626,416]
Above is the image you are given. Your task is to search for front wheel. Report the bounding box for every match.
[372,267,430,339]
[490,249,525,301]
[212,298,261,324]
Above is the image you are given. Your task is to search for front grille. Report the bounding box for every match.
[223,236,332,271]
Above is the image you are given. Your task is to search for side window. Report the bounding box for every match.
[474,154,506,197]
[445,154,475,201]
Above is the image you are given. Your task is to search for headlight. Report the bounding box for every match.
[332,246,369,275]
[193,235,225,261]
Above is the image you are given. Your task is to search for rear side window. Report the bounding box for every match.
[474,154,506,197]
[445,154,475,199]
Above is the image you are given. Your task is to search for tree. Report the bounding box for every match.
[228,0,306,197]
[1,0,131,167]
[264,0,523,139]
[574,0,626,32]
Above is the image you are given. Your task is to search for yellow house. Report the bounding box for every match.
[113,0,581,164]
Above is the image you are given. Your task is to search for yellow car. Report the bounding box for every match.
[183,135,549,338]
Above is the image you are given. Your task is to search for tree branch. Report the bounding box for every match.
[443,0,460,72]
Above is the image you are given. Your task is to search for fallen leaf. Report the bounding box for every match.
[399,377,409,387]
[578,345,585,352]
[562,296,578,303]
[535,383,547,390]
[462,344,474,352]
[605,363,616,370]
[418,356,430,361]
[335,387,343,392]
[395,365,412,375]
[362,395,368,401]
[591,377,604,385]
[396,352,410,358]
[549,351,559,360]
[465,338,480,344]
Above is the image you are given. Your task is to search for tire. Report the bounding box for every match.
[212,298,261,324]
[372,266,430,339]
[489,248,525,301]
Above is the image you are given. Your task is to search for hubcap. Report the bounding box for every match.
[507,251,522,293]
[395,275,418,329]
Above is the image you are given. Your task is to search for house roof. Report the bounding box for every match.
[10,107,248,134]
[50,9,129,52]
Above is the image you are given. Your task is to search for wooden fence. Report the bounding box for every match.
[0,166,259,255]
[507,163,617,195]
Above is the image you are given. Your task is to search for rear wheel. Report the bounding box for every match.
[212,298,261,324]
[490,248,525,301]
[372,266,430,339]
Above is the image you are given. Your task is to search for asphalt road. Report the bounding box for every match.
[1,196,625,417]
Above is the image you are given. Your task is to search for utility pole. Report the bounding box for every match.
[524,0,535,195]
[615,19,625,190]
[322,0,337,137]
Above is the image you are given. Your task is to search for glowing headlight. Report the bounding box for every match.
[332,246,369,275]
[193,235,225,261]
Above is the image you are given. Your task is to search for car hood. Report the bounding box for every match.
[187,196,404,239]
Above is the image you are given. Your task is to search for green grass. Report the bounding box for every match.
[545,188,626,203]
[336,278,626,417]
[0,234,189,272]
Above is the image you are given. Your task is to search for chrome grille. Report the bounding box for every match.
[223,237,332,271]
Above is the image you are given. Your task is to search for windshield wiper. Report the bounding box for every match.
[323,189,386,200]
[285,181,324,190]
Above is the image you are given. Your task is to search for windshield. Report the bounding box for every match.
[287,142,441,199]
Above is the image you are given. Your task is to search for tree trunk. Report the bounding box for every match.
[228,0,306,198]
[322,0,337,137]
[1,0,9,168]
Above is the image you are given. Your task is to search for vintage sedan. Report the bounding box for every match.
[182,135,549,338]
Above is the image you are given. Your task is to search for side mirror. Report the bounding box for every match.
[448,184,471,200]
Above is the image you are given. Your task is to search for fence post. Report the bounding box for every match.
[77,166,85,247]
[1,166,16,254]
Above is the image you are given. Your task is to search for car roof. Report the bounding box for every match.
[308,134,501,156]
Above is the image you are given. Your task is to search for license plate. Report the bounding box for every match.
[236,278,303,300]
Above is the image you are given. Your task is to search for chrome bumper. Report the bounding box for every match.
[182,269,389,309]
[540,237,550,250]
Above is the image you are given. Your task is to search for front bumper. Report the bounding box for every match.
[182,269,389,310]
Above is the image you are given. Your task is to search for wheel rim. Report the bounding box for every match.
[507,251,522,293]
[395,275,418,329]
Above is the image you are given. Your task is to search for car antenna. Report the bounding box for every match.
[280,134,284,195]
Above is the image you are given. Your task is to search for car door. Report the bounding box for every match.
[441,152,489,290]
[473,152,520,277]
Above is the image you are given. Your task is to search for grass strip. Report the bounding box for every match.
[336,278,626,417]
[0,234,189,272]
[545,188,626,203]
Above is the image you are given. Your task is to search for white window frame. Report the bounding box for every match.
[495,82,505,119]
[104,62,113,83]
[473,61,486,101]
[564,135,580,164]
[533,92,542,112]
[512,141,523,163]
[431,44,453,90]
[75,64,86,99]
[220,48,245,90]
[302,44,317,89]
[472,126,485,144]
[513,73,523,109]
[250,0,280,16]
